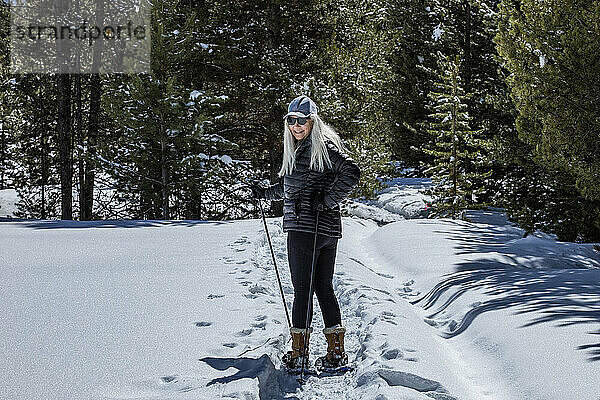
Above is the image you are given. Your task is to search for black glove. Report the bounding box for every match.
[310,191,327,212]
[250,183,266,199]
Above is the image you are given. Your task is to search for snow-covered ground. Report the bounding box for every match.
[1,182,600,400]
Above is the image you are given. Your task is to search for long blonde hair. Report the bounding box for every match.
[278,114,347,177]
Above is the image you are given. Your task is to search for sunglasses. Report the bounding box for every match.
[286,116,310,126]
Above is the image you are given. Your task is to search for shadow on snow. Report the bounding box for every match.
[0,218,233,229]
[412,218,600,362]
[200,354,301,400]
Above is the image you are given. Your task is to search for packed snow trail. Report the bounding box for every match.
[1,208,599,399]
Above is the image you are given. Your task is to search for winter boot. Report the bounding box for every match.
[282,327,312,372]
[316,325,348,371]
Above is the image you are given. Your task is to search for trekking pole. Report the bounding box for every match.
[257,199,292,331]
[299,201,323,383]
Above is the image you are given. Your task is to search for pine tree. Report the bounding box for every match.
[421,53,492,219]
[9,76,62,219]
[495,0,600,241]
[310,0,394,199]
[100,0,251,220]
[384,1,509,205]
[385,0,438,166]
[0,2,12,192]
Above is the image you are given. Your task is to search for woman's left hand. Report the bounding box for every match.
[310,191,328,212]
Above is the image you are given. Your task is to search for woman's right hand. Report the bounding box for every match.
[250,183,266,199]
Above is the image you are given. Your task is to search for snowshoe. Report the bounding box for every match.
[282,327,314,375]
[282,351,315,375]
[315,325,352,373]
[314,353,352,373]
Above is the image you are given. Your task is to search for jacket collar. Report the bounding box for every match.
[295,135,312,156]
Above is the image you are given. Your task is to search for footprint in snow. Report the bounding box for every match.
[236,329,254,337]
[233,236,249,244]
[381,348,403,360]
[252,321,267,329]
[248,285,272,295]
[380,313,398,326]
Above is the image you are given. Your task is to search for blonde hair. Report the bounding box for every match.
[278,114,347,177]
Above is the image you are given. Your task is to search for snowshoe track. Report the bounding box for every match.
[195,219,461,399]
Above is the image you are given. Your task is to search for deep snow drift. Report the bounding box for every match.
[1,184,599,400]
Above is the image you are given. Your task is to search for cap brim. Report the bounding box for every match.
[284,111,310,119]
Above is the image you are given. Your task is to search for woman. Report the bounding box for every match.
[252,95,360,371]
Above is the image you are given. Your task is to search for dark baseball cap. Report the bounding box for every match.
[284,95,318,118]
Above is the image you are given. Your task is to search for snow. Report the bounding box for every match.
[0,188,18,217]
[190,90,203,100]
[1,183,600,400]
[533,50,546,68]
[432,24,444,41]
[349,178,432,224]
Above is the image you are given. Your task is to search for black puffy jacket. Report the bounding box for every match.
[264,136,360,238]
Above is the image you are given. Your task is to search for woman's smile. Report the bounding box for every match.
[290,119,313,141]
[292,126,308,139]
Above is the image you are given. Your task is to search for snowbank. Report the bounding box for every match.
[348,177,432,225]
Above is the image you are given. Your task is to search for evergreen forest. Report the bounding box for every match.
[1,0,599,242]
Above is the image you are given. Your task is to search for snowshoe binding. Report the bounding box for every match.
[315,325,353,374]
[283,327,315,375]
[282,352,315,375]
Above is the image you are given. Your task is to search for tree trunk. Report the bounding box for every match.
[41,126,46,219]
[160,114,169,220]
[84,74,101,220]
[266,3,283,217]
[57,73,73,220]
[451,63,458,220]
[0,122,5,190]
[269,122,283,216]
[75,73,85,219]
[463,0,472,93]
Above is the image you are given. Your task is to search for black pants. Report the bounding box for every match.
[287,230,342,329]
